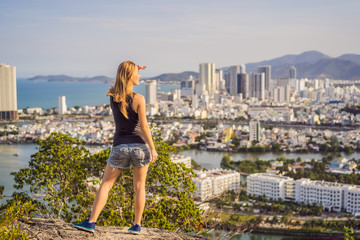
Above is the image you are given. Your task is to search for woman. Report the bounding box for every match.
[74,61,158,235]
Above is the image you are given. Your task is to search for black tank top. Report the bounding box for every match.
[110,92,145,146]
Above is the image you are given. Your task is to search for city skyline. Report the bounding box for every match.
[1,0,360,78]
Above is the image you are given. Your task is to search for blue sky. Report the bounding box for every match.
[1,0,359,78]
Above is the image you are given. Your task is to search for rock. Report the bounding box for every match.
[19,218,204,240]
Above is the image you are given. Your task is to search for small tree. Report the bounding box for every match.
[11,132,203,232]
[11,133,94,221]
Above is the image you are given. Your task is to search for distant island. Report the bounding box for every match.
[27,51,360,82]
[28,75,114,83]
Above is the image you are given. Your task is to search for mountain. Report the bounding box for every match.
[144,71,198,82]
[337,54,360,65]
[243,51,360,80]
[270,58,360,80]
[297,58,360,80]
[245,51,331,73]
[28,75,113,83]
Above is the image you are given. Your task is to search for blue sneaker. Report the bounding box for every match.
[73,219,96,233]
[128,223,141,235]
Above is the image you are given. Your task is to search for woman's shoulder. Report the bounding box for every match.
[133,92,145,102]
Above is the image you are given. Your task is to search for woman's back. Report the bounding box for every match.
[110,92,145,146]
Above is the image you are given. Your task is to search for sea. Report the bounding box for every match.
[16,78,179,109]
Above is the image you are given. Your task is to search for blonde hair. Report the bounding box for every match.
[107,61,137,119]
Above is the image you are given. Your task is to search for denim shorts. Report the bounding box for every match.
[107,143,151,169]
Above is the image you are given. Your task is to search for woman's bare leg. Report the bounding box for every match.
[133,164,149,225]
[89,164,122,222]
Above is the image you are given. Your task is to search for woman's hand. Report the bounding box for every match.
[150,148,158,163]
[138,65,147,70]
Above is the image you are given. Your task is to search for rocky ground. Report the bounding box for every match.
[19,218,205,240]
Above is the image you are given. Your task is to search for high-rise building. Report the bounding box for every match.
[277,77,290,87]
[249,119,261,142]
[181,76,195,97]
[223,70,230,93]
[181,76,194,89]
[229,66,240,95]
[58,96,67,114]
[0,64,17,121]
[215,69,225,92]
[297,79,306,92]
[192,94,198,109]
[257,65,271,90]
[273,85,290,103]
[240,64,246,74]
[237,73,249,99]
[199,63,216,97]
[289,65,296,79]
[146,80,157,105]
[249,72,265,99]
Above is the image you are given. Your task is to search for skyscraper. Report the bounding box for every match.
[229,65,240,95]
[146,80,157,105]
[257,65,271,90]
[240,64,246,74]
[273,85,290,103]
[249,72,265,99]
[289,65,297,79]
[199,63,216,97]
[237,73,249,99]
[215,69,225,92]
[223,70,230,93]
[0,63,17,121]
[181,76,195,97]
[58,96,67,114]
[277,77,290,87]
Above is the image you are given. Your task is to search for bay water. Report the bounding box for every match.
[16,78,180,109]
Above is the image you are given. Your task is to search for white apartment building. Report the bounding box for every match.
[247,173,293,200]
[0,63,17,121]
[247,173,360,213]
[58,96,67,114]
[193,169,240,201]
[295,179,343,212]
[344,186,360,213]
[170,155,191,168]
[146,80,157,105]
[199,63,216,97]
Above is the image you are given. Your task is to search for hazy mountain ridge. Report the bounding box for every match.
[245,51,360,79]
[246,51,331,72]
[26,51,360,82]
[337,54,360,65]
[28,75,113,82]
[143,71,198,82]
